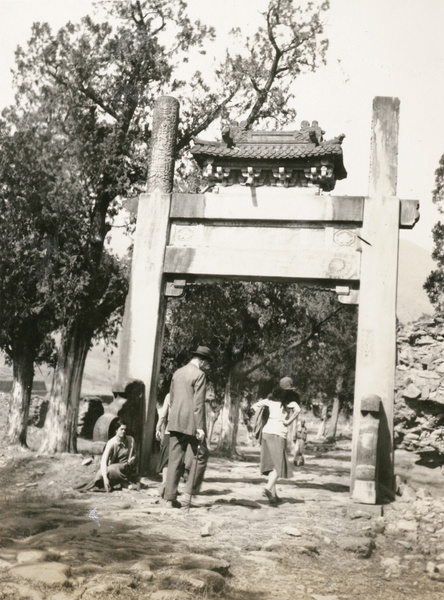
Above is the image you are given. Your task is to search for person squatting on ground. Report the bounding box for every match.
[76,419,137,492]
[252,377,300,506]
[155,392,194,498]
[163,346,212,509]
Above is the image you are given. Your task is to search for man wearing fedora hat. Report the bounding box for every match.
[164,346,213,508]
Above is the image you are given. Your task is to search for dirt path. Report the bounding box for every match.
[2,422,444,600]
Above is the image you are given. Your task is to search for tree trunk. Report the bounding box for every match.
[326,375,344,440]
[315,403,329,441]
[39,323,91,454]
[327,396,340,440]
[206,402,221,449]
[7,342,35,446]
[216,366,243,457]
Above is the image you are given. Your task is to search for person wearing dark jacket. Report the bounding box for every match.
[164,346,213,508]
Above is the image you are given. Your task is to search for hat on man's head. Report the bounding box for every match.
[191,346,213,362]
[280,376,296,390]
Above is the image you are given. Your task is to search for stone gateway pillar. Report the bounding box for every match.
[117,96,179,470]
[351,97,401,503]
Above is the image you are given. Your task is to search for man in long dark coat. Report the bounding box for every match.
[164,346,213,508]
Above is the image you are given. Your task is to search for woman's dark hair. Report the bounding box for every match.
[268,387,298,407]
[268,387,285,402]
[111,418,128,436]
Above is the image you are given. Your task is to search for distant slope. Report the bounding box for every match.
[397,239,435,324]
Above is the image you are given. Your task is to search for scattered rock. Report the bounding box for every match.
[2,582,44,600]
[283,526,302,537]
[426,561,437,574]
[16,550,48,564]
[10,562,70,586]
[157,568,226,594]
[336,536,375,558]
[200,522,215,537]
[174,553,230,575]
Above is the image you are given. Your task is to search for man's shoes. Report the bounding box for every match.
[165,499,181,509]
[263,488,278,507]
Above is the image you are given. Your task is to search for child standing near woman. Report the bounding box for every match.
[252,377,300,506]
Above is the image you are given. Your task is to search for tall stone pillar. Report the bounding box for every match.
[117,96,179,471]
[351,97,400,503]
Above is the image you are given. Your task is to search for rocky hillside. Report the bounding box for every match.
[395,315,444,459]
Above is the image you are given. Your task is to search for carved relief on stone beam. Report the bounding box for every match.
[333,229,357,247]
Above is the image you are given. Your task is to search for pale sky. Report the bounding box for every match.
[1,0,443,251]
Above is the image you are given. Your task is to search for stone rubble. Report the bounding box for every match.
[395,316,444,460]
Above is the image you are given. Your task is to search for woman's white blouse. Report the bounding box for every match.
[253,398,300,438]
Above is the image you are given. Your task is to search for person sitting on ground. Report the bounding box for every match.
[76,419,137,492]
[252,377,300,506]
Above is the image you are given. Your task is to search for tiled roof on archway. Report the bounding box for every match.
[191,120,347,191]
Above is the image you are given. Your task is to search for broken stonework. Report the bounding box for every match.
[395,317,444,459]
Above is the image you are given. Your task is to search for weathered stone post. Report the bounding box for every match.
[351,97,400,502]
[353,394,381,503]
[117,96,179,471]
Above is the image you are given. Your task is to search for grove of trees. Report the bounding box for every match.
[160,282,357,456]
[0,0,362,457]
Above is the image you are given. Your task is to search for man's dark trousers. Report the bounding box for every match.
[164,432,208,501]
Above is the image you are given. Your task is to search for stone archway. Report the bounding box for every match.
[116,95,419,504]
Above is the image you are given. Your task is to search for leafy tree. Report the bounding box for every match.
[424,154,444,309]
[6,0,330,452]
[0,115,60,445]
[0,107,129,450]
[290,300,357,439]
